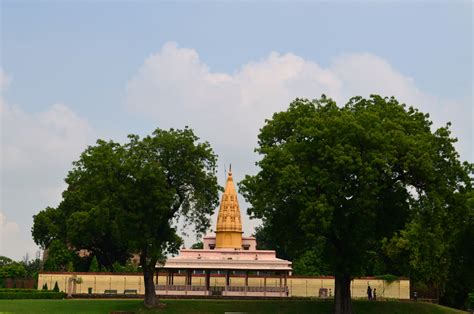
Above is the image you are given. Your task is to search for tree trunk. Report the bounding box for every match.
[143,263,158,308]
[334,274,353,314]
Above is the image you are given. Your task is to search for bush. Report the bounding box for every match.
[375,274,399,283]
[112,262,124,273]
[88,256,99,272]
[0,291,66,299]
[0,288,52,293]
[42,283,48,290]
[468,292,474,309]
[53,281,59,292]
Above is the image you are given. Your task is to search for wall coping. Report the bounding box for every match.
[38,272,409,280]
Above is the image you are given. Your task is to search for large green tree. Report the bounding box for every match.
[32,127,220,307]
[240,96,472,314]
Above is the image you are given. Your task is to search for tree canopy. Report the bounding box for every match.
[240,95,472,314]
[32,127,220,307]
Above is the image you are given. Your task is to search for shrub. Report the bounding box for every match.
[53,281,59,292]
[112,262,124,273]
[0,289,40,293]
[42,283,48,290]
[0,291,66,299]
[375,274,399,283]
[468,292,474,309]
[67,261,75,272]
[88,256,99,272]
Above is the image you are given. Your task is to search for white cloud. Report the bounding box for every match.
[125,43,472,242]
[0,211,20,236]
[0,69,94,260]
[0,69,11,92]
[126,42,472,163]
[0,210,33,260]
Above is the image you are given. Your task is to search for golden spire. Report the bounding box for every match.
[215,165,243,249]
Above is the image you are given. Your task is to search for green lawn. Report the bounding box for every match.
[0,299,467,314]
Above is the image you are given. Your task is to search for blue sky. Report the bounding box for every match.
[1,1,472,260]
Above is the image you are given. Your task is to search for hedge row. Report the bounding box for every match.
[0,292,66,299]
[0,288,55,293]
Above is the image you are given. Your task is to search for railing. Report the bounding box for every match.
[156,284,287,293]
[225,286,287,292]
[156,285,207,291]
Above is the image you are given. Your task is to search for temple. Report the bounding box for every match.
[156,166,292,297]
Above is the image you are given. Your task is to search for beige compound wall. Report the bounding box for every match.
[38,273,410,299]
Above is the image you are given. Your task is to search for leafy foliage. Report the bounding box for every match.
[374,274,399,283]
[32,127,220,307]
[292,249,330,276]
[0,263,26,279]
[0,291,66,299]
[190,242,203,249]
[43,240,73,272]
[240,96,472,313]
[88,256,100,272]
[0,257,13,267]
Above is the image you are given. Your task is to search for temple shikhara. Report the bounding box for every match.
[156,166,293,297]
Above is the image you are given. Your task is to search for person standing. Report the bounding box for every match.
[373,288,377,301]
[367,285,372,300]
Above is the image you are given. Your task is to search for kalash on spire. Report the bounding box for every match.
[215,165,243,249]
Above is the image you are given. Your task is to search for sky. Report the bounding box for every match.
[0,0,472,261]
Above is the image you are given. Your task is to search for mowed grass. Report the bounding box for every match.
[0,299,467,314]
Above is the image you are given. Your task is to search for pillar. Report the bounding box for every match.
[205,270,210,291]
[263,272,267,296]
[279,272,283,297]
[187,270,192,285]
[225,270,230,287]
[245,271,249,295]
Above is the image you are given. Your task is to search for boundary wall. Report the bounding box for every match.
[38,272,410,299]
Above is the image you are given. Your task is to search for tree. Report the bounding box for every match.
[0,261,26,278]
[190,242,203,249]
[0,256,13,266]
[22,256,41,280]
[67,261,75,272]
[53,281,59,292]
[112,262,124,272]
[32,127,219,307]
[88,256,100,272]
[43,240,73,271]
[239,96,472,314]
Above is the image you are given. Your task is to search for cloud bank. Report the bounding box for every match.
[1,69,93,259]
[126,42,471,163]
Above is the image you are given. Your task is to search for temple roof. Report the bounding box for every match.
[216,165,242,234]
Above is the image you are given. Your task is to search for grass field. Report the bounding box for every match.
[0,299,467,314]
